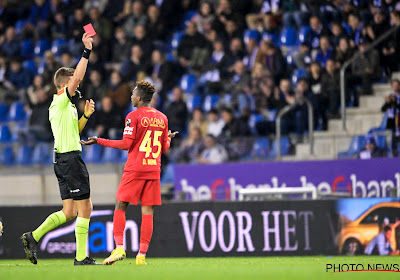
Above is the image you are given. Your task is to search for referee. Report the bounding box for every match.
[21,33,100,265]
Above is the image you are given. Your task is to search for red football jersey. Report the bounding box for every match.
[123,107,169,179]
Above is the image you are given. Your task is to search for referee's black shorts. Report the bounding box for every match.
[54,151,90,200]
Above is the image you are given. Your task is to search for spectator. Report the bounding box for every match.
[83,0,108,14]
[123,0,147,38]
[358,136,386,159]
[243,36,259,70]
[165,86,188,134]
[51,12,67,39]
[335,37,355,67]
[112,27,132,63]
[365,9,390,43]
[255,40,286,84]
[146,5,165,41]
[382,10,400,75]
[28,0,51,26]
[69,8,89,42]
[0,52,7,93]
[177,21,208,68]
[365,225,399,255]
[122,45,147,82]
[41,50,62,87]
[106,71,131,110]
[220,107,251,140]
[330,21,348,47]
[83,70,107,102]
[224,60,251,107]
[146,49,175,97]
[131,25,153,59]
[5,58,32,91]
[197,134,228,164]
[1,27,19,58]
[315,35,334,68]
[321,59,340,118]
[223,20,242,42]
[309,62,327,130]
[351,39,381,96]
[89,7,112,41]
[207,109,225,137]
[94,96,125,139]
[92,35,111,63]
[60,51,76,68]
[193,1,215,34]
[189,108,208,137]
[291,78,311,139]
[17,89,52,145]
[305,15,331,50]
[176,126,204,163]
[26,75,50,106]
[381,79,400,156]
[348,13,366,47]
[292,43,311,69]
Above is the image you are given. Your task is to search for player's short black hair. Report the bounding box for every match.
[383,225,392,232]
[135,80,156,103]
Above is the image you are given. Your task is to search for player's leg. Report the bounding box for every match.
[136,179,162,265]
[103,200,129,265]
[136,205,155,265]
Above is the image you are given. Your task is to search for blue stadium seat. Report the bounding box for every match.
[203,94,219,112]
[0,103,8,122]
[337,135,366,158]
[268,137,290,158]
[179,74,197,93]
[368,112,388,134]
[244,29,260,44]
[1,146,14,166]
[0,125,11,143]
[342,23,352,35]
[102,147,122,163]
[171,32,185,50]
[252,138,270,158]
[248,114,264,135]
[280,27,297,47]
[32,143,51,165]
[51,38,68,56]
[23,59,37,76]
[181,10,197,29]
[375,135,387,149]
[21,39,34,58]
[82,144,103,163]
[186,95,202,112]
[161,163,175,184]
[298,26,311,44]
[286,50,296,67]
[16,145,32,166]
[34,39,50,57]
[291,68,307,85]
[10,122,26,142]
[8,102,27,121]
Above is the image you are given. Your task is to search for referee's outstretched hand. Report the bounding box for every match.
[80,136,98,146]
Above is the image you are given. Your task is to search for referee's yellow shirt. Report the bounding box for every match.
[49,87,81,153]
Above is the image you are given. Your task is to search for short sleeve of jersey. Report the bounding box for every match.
[123,112,136,139]
[54,87,71,108]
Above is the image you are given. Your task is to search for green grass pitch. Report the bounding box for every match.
[0,256,399,280]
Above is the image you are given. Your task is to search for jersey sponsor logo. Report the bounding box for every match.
[141,117,165,129]
[126,119,131,127]
[124,126,134,135]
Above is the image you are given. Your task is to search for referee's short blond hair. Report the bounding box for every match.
[54,67,74,90]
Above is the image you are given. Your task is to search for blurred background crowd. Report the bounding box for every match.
[0,0,400,170]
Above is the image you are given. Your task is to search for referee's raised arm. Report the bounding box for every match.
[68,33,94,95]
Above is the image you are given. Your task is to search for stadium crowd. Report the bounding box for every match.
[0,0,400,166]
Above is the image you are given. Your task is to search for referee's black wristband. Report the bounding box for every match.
[82,48,91,59]
[83,113,90,119]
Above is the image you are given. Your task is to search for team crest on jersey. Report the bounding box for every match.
[126,119,131,127]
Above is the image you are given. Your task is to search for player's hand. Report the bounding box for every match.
[80,136,98,146]
[82,33,94,50]
[84,99,95,117]
[168,130,179,139]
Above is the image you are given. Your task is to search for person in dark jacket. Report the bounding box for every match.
[146,49,175,99]
[381,79,400,156]
[165,86,188,134]
[177,21,208,68]
[220,107,251,140]
[358,136,386,159]
[255,40,286,84]
[94,96,124,139]
[321,59,340,118]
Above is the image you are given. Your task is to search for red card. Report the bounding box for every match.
[83,23,96,36]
